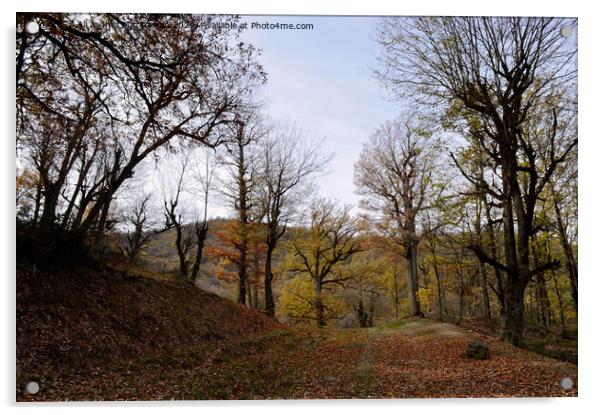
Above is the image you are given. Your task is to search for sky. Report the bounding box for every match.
[237,15,400,212]
[129,15,401,221]
[125,15,578,223]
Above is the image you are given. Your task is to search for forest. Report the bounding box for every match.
[16,14,578,400]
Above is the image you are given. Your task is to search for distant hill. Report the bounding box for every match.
[122,217,297,302]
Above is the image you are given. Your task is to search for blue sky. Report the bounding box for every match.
[239,15,400,209]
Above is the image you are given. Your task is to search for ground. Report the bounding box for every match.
[16,265,577,401]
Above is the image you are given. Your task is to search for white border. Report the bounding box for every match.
[3,1,600,414]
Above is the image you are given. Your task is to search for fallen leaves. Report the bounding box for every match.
[16,266,577,401]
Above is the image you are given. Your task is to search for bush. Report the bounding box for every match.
[16,225,90,270]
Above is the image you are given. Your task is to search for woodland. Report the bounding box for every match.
[16,14,578,400]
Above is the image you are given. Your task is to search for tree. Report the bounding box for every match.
[354,116,443,316]
[17,13,265,238]
[277,275,347,326]
[288,199,362,327]
[422,209,449,321]
[257,125,329,318]
[375,16,577,344]
[161,155,195,280]
[122,194,153,264]
[206,219,266,307]
[343,252,386,327]
[216,110,265,304]
[189,150,216,282]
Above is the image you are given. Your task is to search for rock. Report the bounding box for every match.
[466,340,491,360]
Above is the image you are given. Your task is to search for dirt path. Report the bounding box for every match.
[19,318,577,401]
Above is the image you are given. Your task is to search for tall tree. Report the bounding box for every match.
[375,17,577,344]
[257,126,329,318]
[189,150,215,282]
[216,111,264,304]
[161,155,195,280]
[355,116,443,316]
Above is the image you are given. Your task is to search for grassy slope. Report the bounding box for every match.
[16,265,577,401]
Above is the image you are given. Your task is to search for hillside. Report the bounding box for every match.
[17,263,577,401]
[108,219,297,307]
[16,264,282,401]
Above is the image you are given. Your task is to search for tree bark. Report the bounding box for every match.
[392,265,400,319]
[315,279,325,327]
[501,280,526,345]
[551,267,567,335]
[235,134,249,305]
[264,245,275,317]
[405,244,421,316]
[189,222,208,282]
[478,261,492,321]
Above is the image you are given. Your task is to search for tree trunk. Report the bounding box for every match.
[189,222,208,282]
[236,138,249,306]
[357,297,367,328]
[174,225,189,279]
[478,261,492,321]
[551,268,567,336]
[405,245,421,316]
[253,284,259,310]
[237,253,247,305]
[264,246,275,318]
[498,157,529,346]
[429,242,444,321]
[315,279,325,327]
[39,184,60,229]
[501,278,526,345]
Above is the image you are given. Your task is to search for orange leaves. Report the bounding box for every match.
[205,219,267,286]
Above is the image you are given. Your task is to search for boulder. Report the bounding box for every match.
[466,340,491,360]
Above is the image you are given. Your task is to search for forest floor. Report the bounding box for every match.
[16,264,577,401]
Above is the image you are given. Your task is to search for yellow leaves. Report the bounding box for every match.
[277,276,314,323]
[277,276,347,326]
[417,285,437,313]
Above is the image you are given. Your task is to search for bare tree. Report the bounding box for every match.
[189,150,215,282]
[257,125,330,318]
[122,194,153,264]
[161,155,195,280]
[354,116,443,316]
